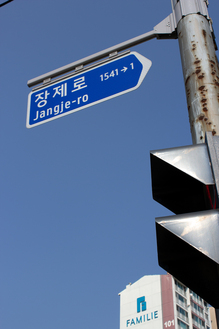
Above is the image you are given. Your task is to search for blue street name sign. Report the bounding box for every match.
[26,52,152,128]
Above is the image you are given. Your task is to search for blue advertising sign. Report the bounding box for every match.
[26,52,152,128]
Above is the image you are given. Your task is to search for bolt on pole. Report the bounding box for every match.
[172,0,219,144]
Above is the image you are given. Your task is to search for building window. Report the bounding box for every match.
[190,291,203,303]
[178,319,189,329]
[175,280,187,295]
[191,301,204,315]
[176,292,187,305]
[177,305,188,322]
[192,314,205,327]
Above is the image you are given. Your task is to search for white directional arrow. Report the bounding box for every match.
[121,66,128,73]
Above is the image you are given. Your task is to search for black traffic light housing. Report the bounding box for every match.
[151,143,217,214]
[150,132,219,308]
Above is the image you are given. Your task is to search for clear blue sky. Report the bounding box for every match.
[1,1,218,329]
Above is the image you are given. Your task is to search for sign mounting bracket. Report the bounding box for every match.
[27,13,177,88]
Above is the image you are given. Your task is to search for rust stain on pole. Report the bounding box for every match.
[177,15,219,144]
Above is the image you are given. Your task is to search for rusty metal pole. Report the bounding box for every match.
[171,1,219,325]
[171,0,219,144]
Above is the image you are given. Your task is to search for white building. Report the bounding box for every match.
[119,274,215,329]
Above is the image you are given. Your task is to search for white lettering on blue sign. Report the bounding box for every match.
[27,52,152,128]
[33,95,89,121]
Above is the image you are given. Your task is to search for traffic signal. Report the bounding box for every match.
[150,132,219,308]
